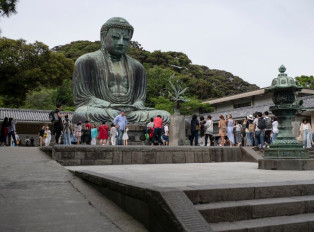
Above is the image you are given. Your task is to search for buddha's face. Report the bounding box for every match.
[104,28,131,55]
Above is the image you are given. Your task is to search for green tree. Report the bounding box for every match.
[180,98,213,115]
[0,38,74,107]
[146,66,177,107]
[0,0,17,17]
[150,96,174,114]
[23,88,57,110]
[52,40,101,62]
[295,75,314,89]
[55,79,74,107]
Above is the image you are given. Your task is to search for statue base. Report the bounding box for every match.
[259,159,314,170]
[264,146,309,159]
[169,115,186,146]
[264,106,309,159]
[120,123,147,145]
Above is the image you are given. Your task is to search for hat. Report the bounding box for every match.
[247,115,254,120]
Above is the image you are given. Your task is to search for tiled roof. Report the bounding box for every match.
[0,108,73,122]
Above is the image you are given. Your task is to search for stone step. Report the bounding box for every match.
[185,181,314,204]
[208,213,314,232]
[196,195,314,223]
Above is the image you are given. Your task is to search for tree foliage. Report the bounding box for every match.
[0,37,74,107]
[0,0,17,17]
[295,75,314,89]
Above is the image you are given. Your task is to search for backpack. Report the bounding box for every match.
[248,123,254,132]
[265,117,272,130]
[49,110,59,123]
[257,117,266,130]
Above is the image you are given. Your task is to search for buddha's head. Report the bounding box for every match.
[100,17,134,56]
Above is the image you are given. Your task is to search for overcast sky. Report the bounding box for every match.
[1,0,313,88]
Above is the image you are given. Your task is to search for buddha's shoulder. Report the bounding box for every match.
[125,55,144,69]
[75,50,103,64]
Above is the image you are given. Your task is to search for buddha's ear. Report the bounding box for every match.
[128,29,133,39]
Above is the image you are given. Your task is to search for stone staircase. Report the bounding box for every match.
[307,147,314,159]
[185,181,314,231]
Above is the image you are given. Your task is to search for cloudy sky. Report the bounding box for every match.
[1,0,313,88]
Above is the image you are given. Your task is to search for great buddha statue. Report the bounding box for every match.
[72,17,170,123]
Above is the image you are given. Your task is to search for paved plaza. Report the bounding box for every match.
[67,162,314,190]
[0,147,147,232]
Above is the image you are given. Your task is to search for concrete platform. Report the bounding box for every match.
[66,162,314,190]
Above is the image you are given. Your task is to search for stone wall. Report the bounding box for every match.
[43,145,243,166]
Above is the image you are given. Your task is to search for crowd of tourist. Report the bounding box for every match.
[0,104,313,149]
[190,111,314,151]
[42,104,130,146]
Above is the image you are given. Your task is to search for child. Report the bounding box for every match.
[110,124,118,145]
[74,122,82,145]
[91,124,98,145]
[163,123,169,146]
[122,127,129,145]
[44,126,51,146]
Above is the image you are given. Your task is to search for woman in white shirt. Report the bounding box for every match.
[204,115,213,146]
[271,117,279,143]
[300,119,312,148]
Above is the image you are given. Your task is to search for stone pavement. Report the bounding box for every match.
[0,147,147,232]
[67,162,314,190]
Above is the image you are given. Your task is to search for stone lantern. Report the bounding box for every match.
[264,65,309,159]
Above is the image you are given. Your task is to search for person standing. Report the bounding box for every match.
[38,126,45,147]
[110,124,118,145]
[122,127,129,145]
[163,123,169,146]
[271,117,279,143]
[14,132,20,146]
[81,120,91,145]
[151,115,163,146]
[63,115,71,145]
[199,116,206,146]
[190,114,199,146]
[264,111,272,147]
[226,114,235,146]
[74,122,82,145]
[253,112,266,151]
[90,124,98,145]
[114,110,127,145]
[234,121,242,146]
[204,115,213,146]
[300,119,312,148]
[44,126,51,146]
[245,115,254,147]
[7,118,17,146]
[54,103,67,144]
[146,118,154,144]
[98,121,109,145]
[218,115,226,146]
[0,117,9,146]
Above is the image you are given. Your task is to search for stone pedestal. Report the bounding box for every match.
[264,106,309,159]
[169,115,186,146]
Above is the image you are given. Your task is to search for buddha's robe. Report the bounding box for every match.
[72,50,170,123]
